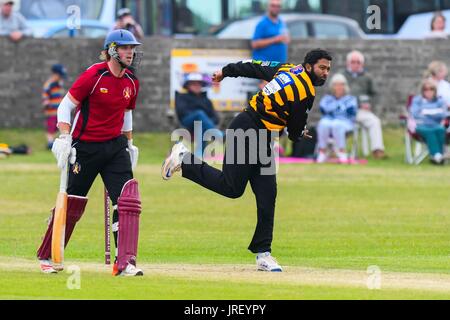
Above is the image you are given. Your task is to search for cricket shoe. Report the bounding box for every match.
[256,252,283,272]
[117,263,144,277]
[112,262,119,276]
[161,142,189,180]
[39,259,59,274]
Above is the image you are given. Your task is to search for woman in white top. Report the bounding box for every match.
[426,12,448,39]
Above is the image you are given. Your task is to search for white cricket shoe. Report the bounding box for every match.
[161,142,189,180]
[256,252,283,272]
[39,259,59,274]
[316,151,327,163]
[118,263,144,277]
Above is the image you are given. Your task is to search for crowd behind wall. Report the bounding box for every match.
[1,37,450,131]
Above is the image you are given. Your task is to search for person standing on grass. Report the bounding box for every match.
[42,64,67,150]
[37,30,144,277]
[162,49,332,272]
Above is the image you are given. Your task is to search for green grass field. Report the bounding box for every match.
[1,128,450,300]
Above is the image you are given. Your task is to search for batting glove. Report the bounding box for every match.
[52,134,76,169]
[127,139,139,170]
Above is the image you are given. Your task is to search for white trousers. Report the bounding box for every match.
[356,109,385,152]
[317,118,353,150]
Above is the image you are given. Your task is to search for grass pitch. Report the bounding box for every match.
[0,128,450,299]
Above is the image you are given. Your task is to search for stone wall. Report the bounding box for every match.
[1,36,449,131]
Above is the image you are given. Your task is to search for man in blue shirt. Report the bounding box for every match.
[251,0,290,63]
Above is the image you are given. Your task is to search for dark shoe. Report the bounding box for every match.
[372,149,388,159]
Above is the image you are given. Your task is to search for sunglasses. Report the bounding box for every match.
[423,87,436,91]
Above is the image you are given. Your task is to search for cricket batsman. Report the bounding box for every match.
[162,49,332,272]
[37,30,143,276]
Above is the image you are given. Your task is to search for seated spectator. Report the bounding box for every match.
[0,0,32,42]
[113,8,144,40]
[316,74,358,164]
[340,50,387,159]
[424,60,450,107]
[426,12,448,39]
[42,64,67,150]
[175,72,222,158]
[410,79,448,164]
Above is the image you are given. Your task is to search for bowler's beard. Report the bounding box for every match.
[308,70,326,87]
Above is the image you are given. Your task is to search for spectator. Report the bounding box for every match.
[316,74,358,164]
[426,12,448,39]
[424,60,450,107]
[410,78,448,164]
[175,72,222,158]
[173,0,196,34]
[113,8,144,40]
[341,50,387,159]
[251,0,290,63]
[42,64,67,150]
[0,0,31,42]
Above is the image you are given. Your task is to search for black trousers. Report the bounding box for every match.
[68,135,133,205]
[182,111,277,253]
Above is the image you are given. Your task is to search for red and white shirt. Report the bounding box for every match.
[69,62,139,142]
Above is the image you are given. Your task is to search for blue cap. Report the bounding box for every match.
[104,29,141,50]
[51,64,67,78]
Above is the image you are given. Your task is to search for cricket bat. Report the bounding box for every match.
[51,159,69,267]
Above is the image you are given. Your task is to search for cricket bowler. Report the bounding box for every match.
[162,49,332,271]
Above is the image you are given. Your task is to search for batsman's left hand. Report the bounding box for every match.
[127,139,139,170]
[52,134,76,169]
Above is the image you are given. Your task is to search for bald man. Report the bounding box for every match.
[340,50,386,159]
[251,0,290,63]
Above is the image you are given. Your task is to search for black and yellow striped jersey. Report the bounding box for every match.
[222,60,316,141]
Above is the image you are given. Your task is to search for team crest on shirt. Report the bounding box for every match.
[290,65,304,75]
[123,87,132,100]
[100,88,108,94]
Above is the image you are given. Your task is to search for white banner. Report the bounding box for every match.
[170,49,259,112]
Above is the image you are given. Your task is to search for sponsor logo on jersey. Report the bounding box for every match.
[277,72,294,86]
[263,78,282,95]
